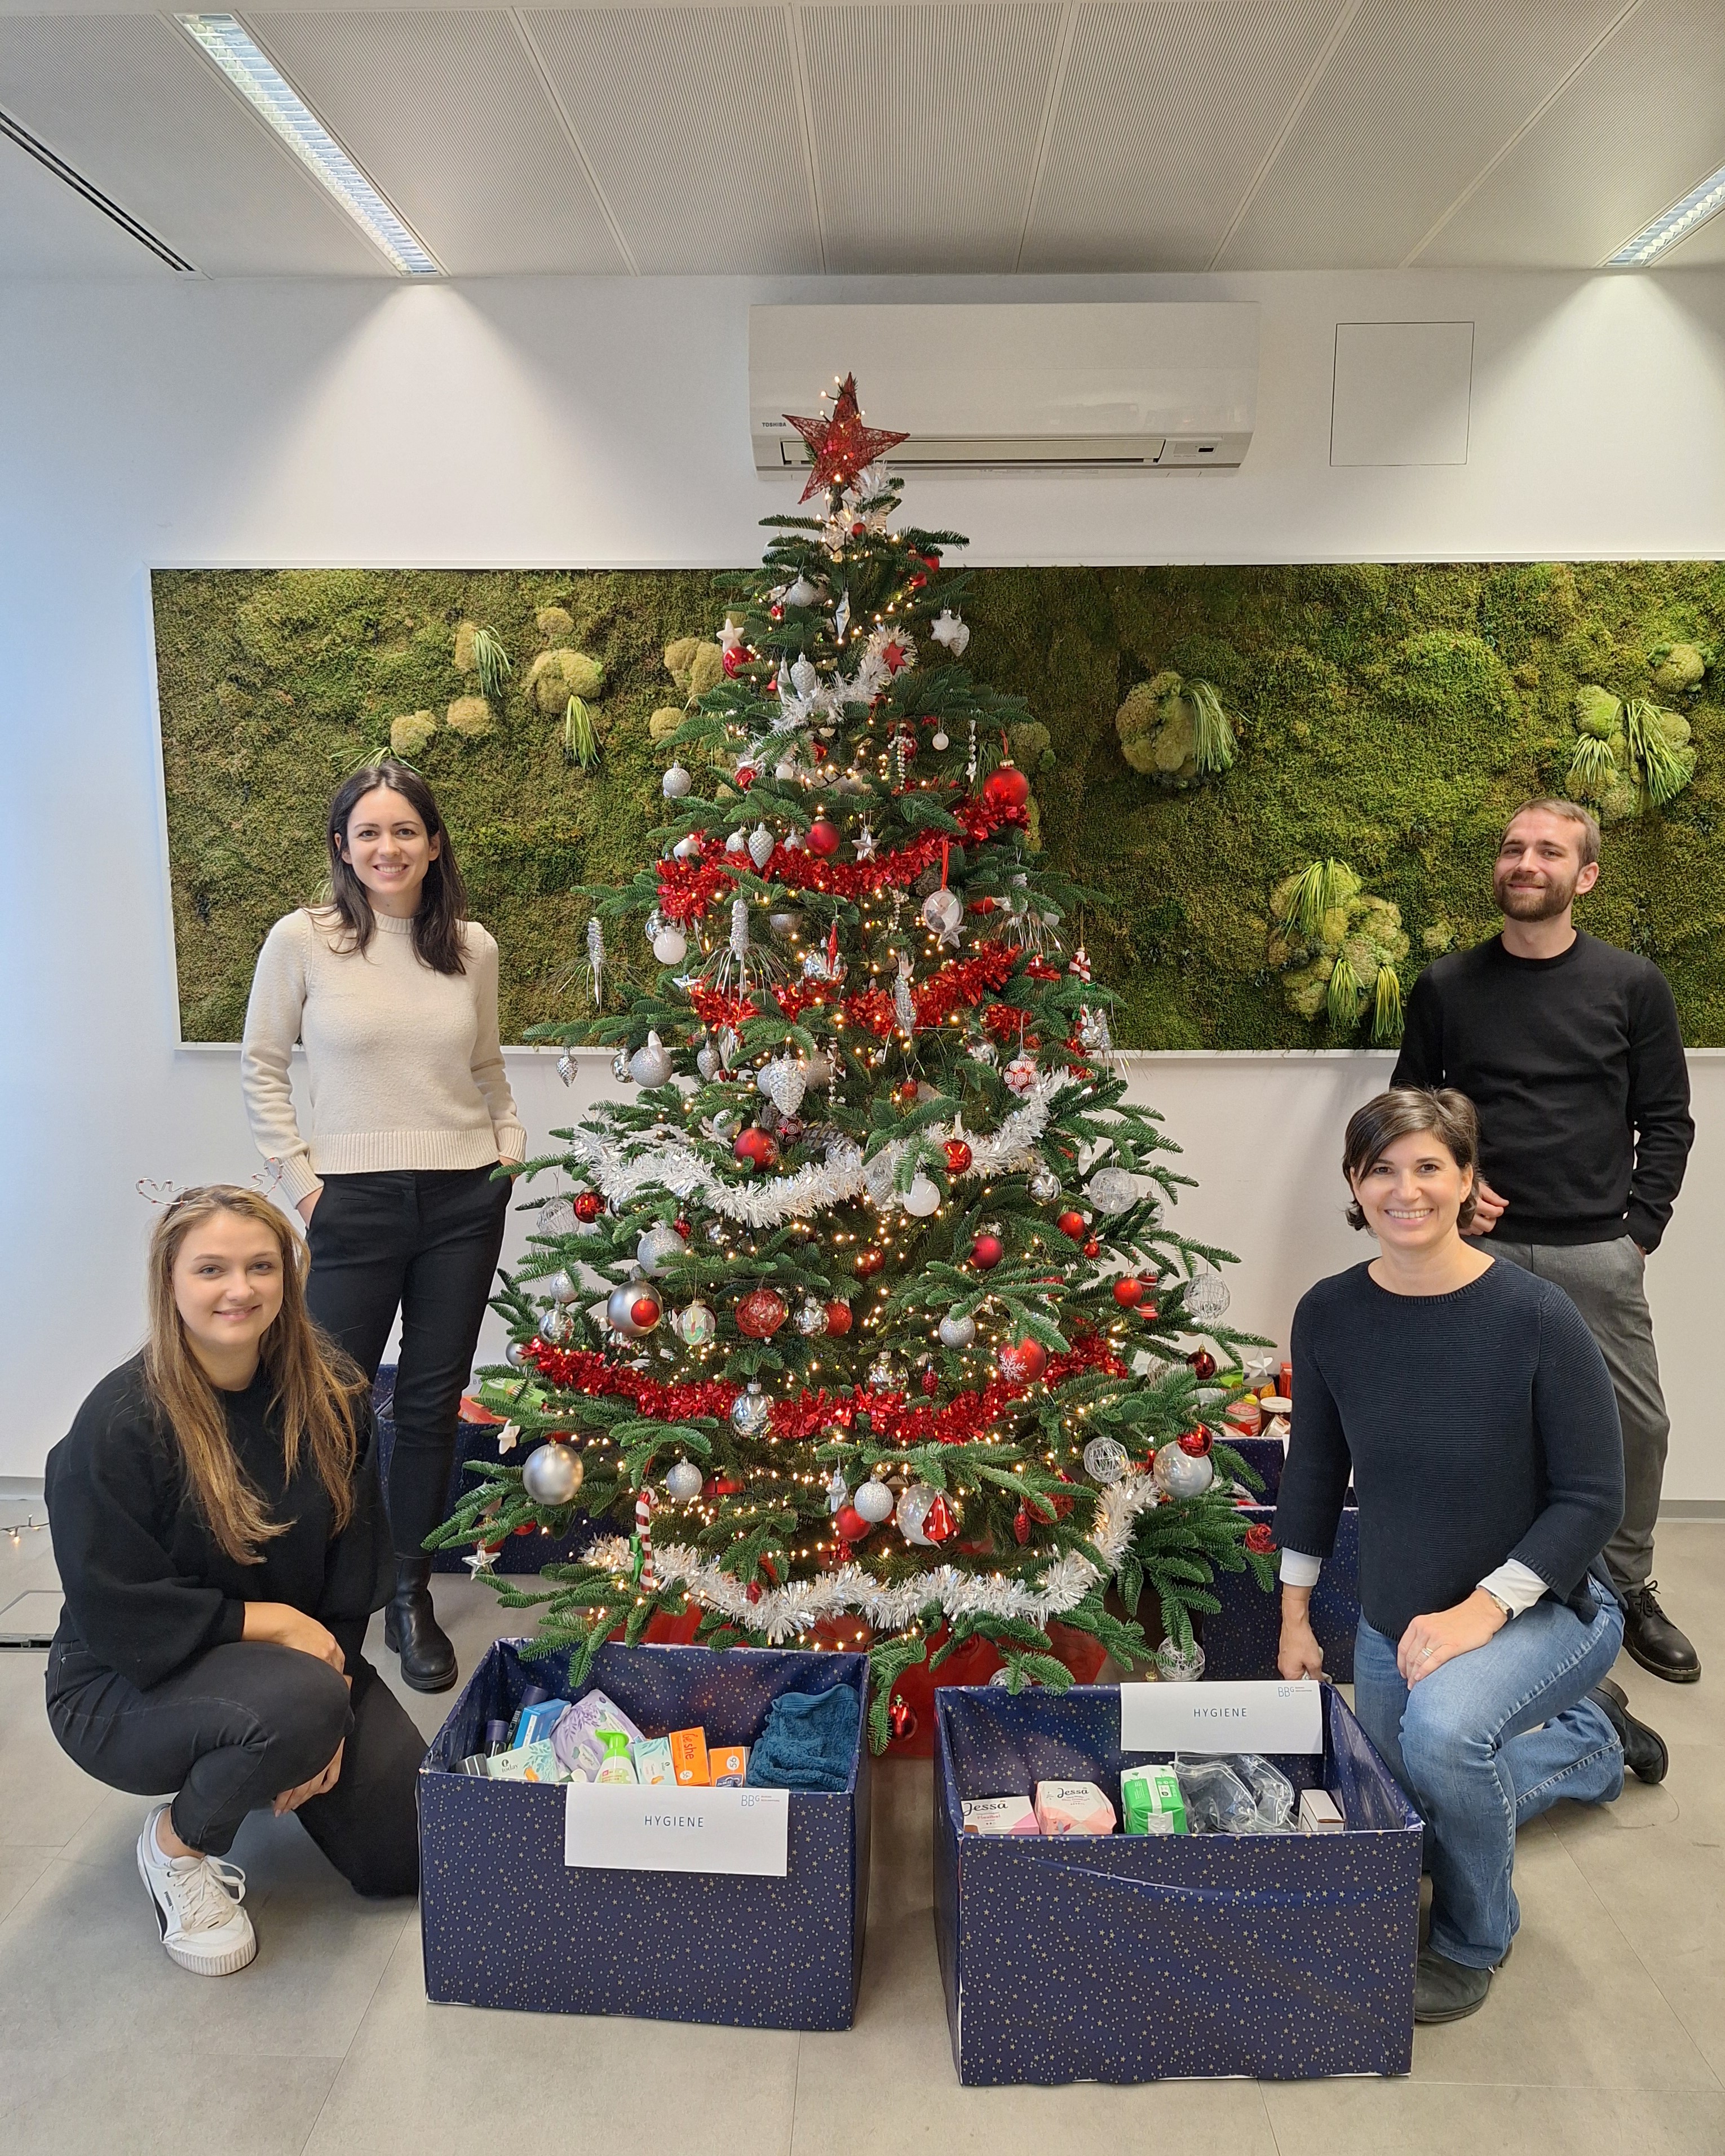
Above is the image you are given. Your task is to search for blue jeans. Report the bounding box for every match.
[1352,1594,1625,1968]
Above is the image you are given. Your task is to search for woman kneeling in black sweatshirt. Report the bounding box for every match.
[1275,1089,1668,2026]
[44,1185,425,1978]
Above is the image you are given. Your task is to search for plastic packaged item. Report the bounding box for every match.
[595,1730,638,1785]
[1173,1757,1258,1835]
[961,1795,1038,1836]
[710,1743,750,1787]
[1234,1754,1297,1833]
[1120,1763,1187,1836]
[670,1727,711,1786]
[1033,1781,1116,1835]
[550,1689,647,1781]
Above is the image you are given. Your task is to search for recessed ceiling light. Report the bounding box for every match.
[176,14,440,276]
[1607,160,1725,267]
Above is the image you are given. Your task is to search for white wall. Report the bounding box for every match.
[3,266,1723,1500]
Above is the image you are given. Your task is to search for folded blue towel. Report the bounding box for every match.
[746,1685,859,1791]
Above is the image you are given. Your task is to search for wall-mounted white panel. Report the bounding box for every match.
[254,10,627,275]
[1330,319,1472,464]
[0,13,382,273]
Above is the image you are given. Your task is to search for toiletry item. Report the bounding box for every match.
[595,1730,638,1785]
[631,1736,675,1787]
[486,1737,560,1783]
[1235,1754,1297,1832]
[1033,1781,1116,1836]
[1173,1757,1258,1834]
[710,1743,750,1787]
[550,1689,647,1781]
[484,1719,511,1756]
[1299,1787,1344,1834]
[1120,1764,1187,1836]
[961,1795,1038,1836]
[513,1699,568,1751]
[507,1684,556,1746]
[670,1727,711,1786]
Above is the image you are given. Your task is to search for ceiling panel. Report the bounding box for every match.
[253,10,626,275]
[800,2,1064,272]
[0,13,381,273]
[1217,0,1629,269]
[0,128,178,274]
[1417,0,1725,268]
[1021,0,1341,272]
[524,5,819,273]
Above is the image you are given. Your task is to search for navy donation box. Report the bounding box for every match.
[933,1681,1422,2085]
[419,1641,870,2029]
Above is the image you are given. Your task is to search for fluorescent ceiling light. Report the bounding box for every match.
[177,14,440,276]
[1607,160,1725,267]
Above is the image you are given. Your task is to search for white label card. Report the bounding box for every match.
[1119,1678,1324,1756]
[563,1782,790,1876]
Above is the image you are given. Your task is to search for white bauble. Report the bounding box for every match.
[725,828,748,855]
[542,1269,580,1304]
[1152,1444,1214,1500]
[662,763,692,800]
[757,1056,807,1116]
[853,1478,896,1525]
[696,1044,721,1082]
[521,1442,582,1507]
[1087,1165,1137,1216]
[629,1031,673,1087]
[664,1459,704,1503]
[636,1224,688,1277]
[673,834,701,862]
[748,824,775,870]
[937,1312,975,1351]
[652,928,688,966]
[903,1175,941,1218]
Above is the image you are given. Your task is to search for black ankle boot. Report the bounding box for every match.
[384,1557,457,1693]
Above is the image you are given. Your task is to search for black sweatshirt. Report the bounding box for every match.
[1275,1260,1624,1640]
[1391,931,1693,1252]
[45,1356,394,1692]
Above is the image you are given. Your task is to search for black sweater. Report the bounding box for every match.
[1391,931,1693,1252]
[45,1357,393,1692]
[1275,1259,1624,1640]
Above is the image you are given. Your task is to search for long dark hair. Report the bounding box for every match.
[323,762,468,975]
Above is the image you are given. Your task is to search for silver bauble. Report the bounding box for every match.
[937,1312,976,1351]
[1028,1166,1061,1203]
[1152,1444,1215,1500]
[542,1269,580,1304]
[662,763,692,800]
[612,1048,631,1081]
[636,1224,688,1277]
[731,1383,772,1437]
[757,1056,807,1116]
[853,1478,896,1525]
[673,834,701,861]
[903,1175,941,1218]
[1087,1165,1137,1215]
[521,1441,582,1508]
[797,1299,829,1336]
[607,1280,661,1338]
[674,1300,716,1347]
[505,1340,528,1367]
[1184,1269,1232,1323]
[664,1459,704,1502]
[539,1305,577,1344]
[696,1044,721,1081]
[629,1032,673,1087]
[1083,1436,1131,1485]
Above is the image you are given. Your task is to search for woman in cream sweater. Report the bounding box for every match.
[241,762,525,1691]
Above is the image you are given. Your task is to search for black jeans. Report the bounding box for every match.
[45,1638,424,1894]
[305,1165,511,1558]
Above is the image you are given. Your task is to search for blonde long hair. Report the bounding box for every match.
[143,1187,367,1564]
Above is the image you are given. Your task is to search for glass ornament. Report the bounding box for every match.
[1155,1639,1206,1683]
[1184,1269,1232,1323]
[1087,1165,1137,1215]
[664,1459,704,1502]
[1082,1436,1131,1484]
[896,1482,936,1546]
[731,1383,772,1437]
[673,1300,716,1347]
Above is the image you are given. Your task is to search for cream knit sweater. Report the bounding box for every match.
[240,908,528,1206]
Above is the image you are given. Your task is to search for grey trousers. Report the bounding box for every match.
[1489,1236,1668,1590]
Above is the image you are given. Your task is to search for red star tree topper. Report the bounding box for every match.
[784,372,910,502]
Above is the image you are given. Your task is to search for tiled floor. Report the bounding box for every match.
[0,1513,1720,2155]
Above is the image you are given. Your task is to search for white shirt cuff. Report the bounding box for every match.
[1279,1548,1322,1588]
[1477,1559,1548,1616]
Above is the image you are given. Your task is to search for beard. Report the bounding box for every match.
[1494,864,1580,920]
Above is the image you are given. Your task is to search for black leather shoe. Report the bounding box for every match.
[1589,1677,1669,1783]
[384,1557,457,1693]
[1621,1581,1701,1684]
[1414,1947,1497,2024]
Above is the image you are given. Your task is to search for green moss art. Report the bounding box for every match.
[151,562,1725,1048]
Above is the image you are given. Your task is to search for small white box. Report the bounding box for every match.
[961,1795,1038,1837]
[1299,1787,1344,1835]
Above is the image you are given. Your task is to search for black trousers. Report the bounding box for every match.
[45,1638,424,1895]
[305,1165,511,1559]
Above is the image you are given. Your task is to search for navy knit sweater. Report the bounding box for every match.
[1274,1259,1624,1639]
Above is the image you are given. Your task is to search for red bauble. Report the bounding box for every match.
[734,1128,779,1170]
[983,764,1030,810]
[1178,1425,1214,1457]
[1112,1276,1144,1309]
[922,1492,957,1544]
[971,1233,1005,1270]
[855,1248,884,1278]
[1187,1348,1217,1380]
[673,1217,691,1238]
[721,644,750,678]
[944,1139,973,1176]
[999,1339,1048,1383]
[921,1365,940,1396]
[630,1292,662,1330]
[970,895,997,914]
[887,1693,917,1741]
[735,1288,789,1339]
[1014,1503,1032,1546]
[824,1300,854,1336]
[734,764,757,790]
[573,1190,604,1223]
[834,1504,871,1543]
[806,818,840,856]
[1082,1238,1101,1259]
[708,1473,745,1496]
[1056,1210,1086,1240]
[1244,1522,1278,1556]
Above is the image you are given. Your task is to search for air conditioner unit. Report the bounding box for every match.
[749,302,1258,473]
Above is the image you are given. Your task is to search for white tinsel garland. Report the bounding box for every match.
[577,1469,1158,1641]
[561,1071,1064,1227]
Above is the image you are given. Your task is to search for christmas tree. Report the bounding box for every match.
[434,376,1275,1746]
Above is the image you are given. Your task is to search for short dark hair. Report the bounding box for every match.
[1342,1087,1480,1233]
[1501,797,1600,868]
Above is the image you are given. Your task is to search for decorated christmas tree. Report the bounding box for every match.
[435,375,1275,1746]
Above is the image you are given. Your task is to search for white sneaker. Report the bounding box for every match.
[135,1805,258,1977]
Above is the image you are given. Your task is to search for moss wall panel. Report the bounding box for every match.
[151,564,1725,1048]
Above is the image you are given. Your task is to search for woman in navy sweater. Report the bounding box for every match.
[1276,1088,1666,2024]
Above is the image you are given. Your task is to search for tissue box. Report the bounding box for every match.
[421,1642,870,2029]
[934,1681,1421,2084]
[1202,1503,1361,1683]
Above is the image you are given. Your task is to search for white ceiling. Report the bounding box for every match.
[1,0,1723,279]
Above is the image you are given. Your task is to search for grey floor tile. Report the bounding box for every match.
[1263,2078,1725,2155]
[0,1847,51,1924]
[0,2044,340,2156]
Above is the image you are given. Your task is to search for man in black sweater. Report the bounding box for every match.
[1392,799,1697,1681]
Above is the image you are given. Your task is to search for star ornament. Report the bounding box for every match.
[784,374,909,503]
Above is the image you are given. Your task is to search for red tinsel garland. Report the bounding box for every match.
[524,1330,1125,1447]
